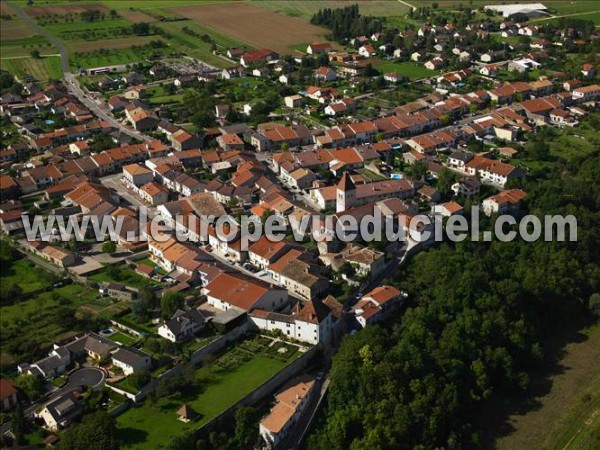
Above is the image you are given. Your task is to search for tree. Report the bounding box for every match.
[128,370,151,390]
[60,411,119,450]
[308,151,600,450]
[161,291,184,319]
[411,160,428,181]
[131,22,150,35]
[30,49,41,59]
[131,295,149,322]
[437,167,457,196]
[1,282,22,302]
[589,293,600,318]
[102,241,117,254]
[133,286,154,321]
[11,404,26,446]
[15,374,44,401]
[234,406,257,447]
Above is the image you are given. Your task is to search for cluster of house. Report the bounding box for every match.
[15,332,151,430]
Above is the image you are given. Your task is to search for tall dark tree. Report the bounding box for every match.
[60,411,119,450]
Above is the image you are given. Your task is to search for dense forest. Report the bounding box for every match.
[310,4,383,42]
[309,151,600,449]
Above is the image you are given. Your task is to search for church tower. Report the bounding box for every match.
[336,172,356,213]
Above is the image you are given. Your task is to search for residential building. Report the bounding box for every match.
[203,272,288,312]
[36,392,82,431]
[353,285,403,327]
[158,309,207,342]
[111,347,152,376]
[482,189,527,216]
[259,375,316,448]
[0,379,18,411]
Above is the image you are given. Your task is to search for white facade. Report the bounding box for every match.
[249,313,333,345]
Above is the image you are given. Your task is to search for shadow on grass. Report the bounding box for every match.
[476,315,595,448]
[118,427,149,445]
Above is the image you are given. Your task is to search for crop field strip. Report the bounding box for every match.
[253,0,410,20]
[169,2,332,53]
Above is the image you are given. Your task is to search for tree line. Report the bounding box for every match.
[309,150,600,449]
[310,4,382,42]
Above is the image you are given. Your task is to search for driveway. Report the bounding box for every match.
[61,367,105,391]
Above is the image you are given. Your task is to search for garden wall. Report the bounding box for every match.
[195,344,319,434]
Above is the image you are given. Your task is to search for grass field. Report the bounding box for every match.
[88,265,158,289]
[42,17,134,40]
[0,258,53,293]
[549,113,600,161]
[116,350,294,449]
[495,323,600,450]
[0,283,98,366]
[534,10,600,25]
[155,20,242,68]
[108,331,140,347]
[372,60,439,80]
[254,0,410,20]
[170,2,331,53]
[24,2,109,18]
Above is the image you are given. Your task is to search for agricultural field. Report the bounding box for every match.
[169,2,332,53]
[495,324,600,450]
[87,265,160,289]
[116,335,302,449]
[0,282,99,368]
[0,3,59,79]
[23,2,110,18]
[154,20,242,68]
[253,0,410,20]
[373,60,439,80]
[0,258,54,293]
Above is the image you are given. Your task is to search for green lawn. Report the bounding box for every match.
[534,10,600,25]
[69,38,173,70]
[117,352,292,449]
[155,21,241,68]
[117,312,157,335]
[546,1,600,15]
[0,258,55,293]
[0,55,62,81]
[88,266,159,289]
[108,331,140,347]
[373,60,439,80]
[356,168,386,181]
[0,283,98,366]
[254,1,410,20]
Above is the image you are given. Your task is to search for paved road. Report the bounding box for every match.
[6,0,150,143]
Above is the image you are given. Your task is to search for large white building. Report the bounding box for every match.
[203,272,288,312]
[484,3,548,18]
[249,296,343,345]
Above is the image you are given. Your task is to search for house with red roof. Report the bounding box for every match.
[353,285,403,327]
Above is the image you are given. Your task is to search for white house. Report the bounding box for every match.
[358,44,376,58]
[250,296,342,345]
[431,201,464,217]
[157,309,206,342]
[36,393,82,431]
[353,285,403,327]
[111,347,152,376]
[482,189,527,216]
[203,272,288,312]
